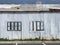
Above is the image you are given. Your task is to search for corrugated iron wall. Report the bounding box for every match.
[0,12,59,39]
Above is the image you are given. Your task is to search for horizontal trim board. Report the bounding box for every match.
[0,11,59,14]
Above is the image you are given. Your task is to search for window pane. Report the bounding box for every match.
[18,26,21,30]
[15,22,17,26]
[36,21,41,31]
[41,26,44,30]
[18,22,21,26]
[11,22,14,30]
[41,22,44,30]
[7,27,10,30]
[7,22,10,26]
[37,22,40,29]
[15,27,17,30]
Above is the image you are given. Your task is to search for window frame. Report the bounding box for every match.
[7,21,22,31]
[32,21,44,31]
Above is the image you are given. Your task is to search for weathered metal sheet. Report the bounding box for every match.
[0,12,59,39]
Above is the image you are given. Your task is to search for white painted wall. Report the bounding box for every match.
[0,12,60,39]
